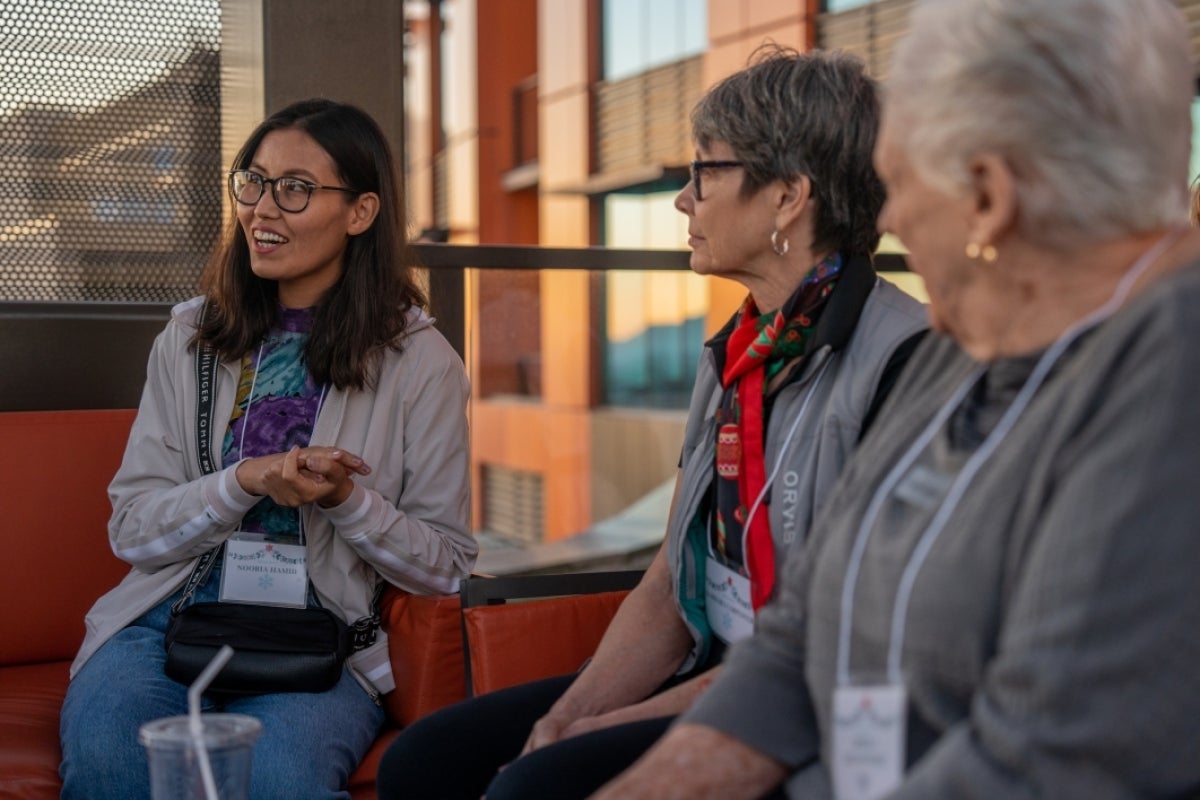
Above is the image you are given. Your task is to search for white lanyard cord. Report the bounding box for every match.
[740,356,832,561]
[726,275,879,563]
[837,227,1184,687]
[236,340,330,546]
[705,354,831,561]
[236,343,265,463]
[834,368,981,685]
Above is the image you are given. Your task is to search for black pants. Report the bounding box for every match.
[377,673,673,799]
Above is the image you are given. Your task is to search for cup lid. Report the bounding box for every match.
[138,713,262,750]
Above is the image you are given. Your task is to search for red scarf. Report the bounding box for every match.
[716,256,840,609]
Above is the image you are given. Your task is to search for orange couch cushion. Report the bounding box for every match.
[0,410,135,666]
[0,662,69,800]
[462,590,630,696]
[0,663,404,800]
[0,410,473,799]
[347,728,398,800]
[379,588,466,728]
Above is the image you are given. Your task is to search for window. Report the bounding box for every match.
[823,0,874,11]
[601,191,706,408]
[603,0,706,82]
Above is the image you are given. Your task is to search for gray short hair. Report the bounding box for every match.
[691,46,884,258]
[886,0,1193,249]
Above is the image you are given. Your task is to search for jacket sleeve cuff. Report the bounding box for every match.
[202,463,261,524]
[682,642,823,769]
[316,483,372,531]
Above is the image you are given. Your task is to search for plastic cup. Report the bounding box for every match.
[138,713,262,800]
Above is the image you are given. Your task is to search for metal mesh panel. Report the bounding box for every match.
[0,0,222,302]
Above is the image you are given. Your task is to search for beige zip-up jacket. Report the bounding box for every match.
[70,296,476,697]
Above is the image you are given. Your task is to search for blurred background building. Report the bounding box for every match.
[403,0,937,550]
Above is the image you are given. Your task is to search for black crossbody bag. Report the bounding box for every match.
[163,330,378,694]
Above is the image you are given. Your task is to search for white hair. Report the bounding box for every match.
[886,0,1193,249]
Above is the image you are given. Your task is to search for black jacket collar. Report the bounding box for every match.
[705,253,878,377]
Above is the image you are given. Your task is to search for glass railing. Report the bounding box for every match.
[0,243,920,576]
[411,243,919,576]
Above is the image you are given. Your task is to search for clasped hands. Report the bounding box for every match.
[522,709,615,756]
[235,445,372,508]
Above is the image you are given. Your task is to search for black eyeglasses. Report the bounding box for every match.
[228,169,359,213]
[689,160,744,201]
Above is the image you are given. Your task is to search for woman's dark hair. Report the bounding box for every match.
[195,98,425,390]
[691,45,885,258]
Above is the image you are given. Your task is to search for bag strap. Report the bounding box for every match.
[172,305,222,616]
[172,303,383,649]
[194,326,218,475]
[349,580,384,651]
[169,549,220,615]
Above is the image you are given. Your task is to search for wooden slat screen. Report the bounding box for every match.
[594,55,703,177]
[817,0,915,79]
[483,463,545,545]
[823,1,1200,81]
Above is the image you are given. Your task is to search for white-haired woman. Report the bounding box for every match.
[595,0,1200,797]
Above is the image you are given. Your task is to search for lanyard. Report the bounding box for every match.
[237,343,266,462]
[741,356,831,560]
[236,340,329,545]
[835,228,1183,687]
[237,342,330,460]
[705,356,832,562]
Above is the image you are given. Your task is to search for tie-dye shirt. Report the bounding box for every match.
[220,306,326,540]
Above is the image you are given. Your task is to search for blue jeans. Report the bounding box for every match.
[60,567,384,800]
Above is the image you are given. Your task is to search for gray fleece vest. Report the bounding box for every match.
[666,277,928,672]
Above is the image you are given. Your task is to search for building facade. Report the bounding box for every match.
[404,0,897,543]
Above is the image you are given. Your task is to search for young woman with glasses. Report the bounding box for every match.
[59,99,475,800]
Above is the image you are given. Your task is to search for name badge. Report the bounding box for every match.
[832,684,907,800]
[219,534,308,608]
[705,556,754,644]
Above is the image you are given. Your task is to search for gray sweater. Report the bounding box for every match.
[686,260,1200,798]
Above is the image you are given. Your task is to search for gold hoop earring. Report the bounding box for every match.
[771,229,789,256]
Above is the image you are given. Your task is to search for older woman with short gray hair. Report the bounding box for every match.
[690,48,885,262]
[595,0,1200,797]
[378,46,928,800]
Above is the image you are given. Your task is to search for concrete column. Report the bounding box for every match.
[219,0,406,189]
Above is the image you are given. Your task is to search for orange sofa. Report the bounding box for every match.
[0,409,634,799]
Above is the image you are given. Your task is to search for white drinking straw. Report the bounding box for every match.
[187,646,234,800]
